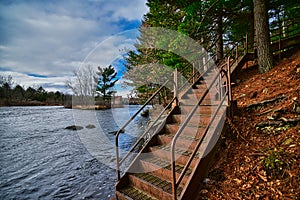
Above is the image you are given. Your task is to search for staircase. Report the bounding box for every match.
[114,61,231,200]
[112,27,300,199]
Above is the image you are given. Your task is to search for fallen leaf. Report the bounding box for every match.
[258,173,268,182]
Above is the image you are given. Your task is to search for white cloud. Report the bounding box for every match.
[82,33,138,69]
[0,0,148,93]
[1,71,70,92]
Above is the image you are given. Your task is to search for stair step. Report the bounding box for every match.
[157,133,199,151]
[165,124,206,138]
[128,173,182,199]
[179,104,226,114]
[140,156,191,185]
[181,98,221,106]
[192,84,207,90]
[172,114,212,126]
[188,89,214,96]
[203,71,217,77]
[149,144,199,168]
[180,97,217,105]
[117,186,158,200]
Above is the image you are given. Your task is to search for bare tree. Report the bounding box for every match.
[66,65,97,107]
[0,75,14,88]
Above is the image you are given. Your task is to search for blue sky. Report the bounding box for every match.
[0,0,148,96]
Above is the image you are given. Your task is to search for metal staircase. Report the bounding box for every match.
[114,59,232,200]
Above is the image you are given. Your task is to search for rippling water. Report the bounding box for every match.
[0,106,149,200]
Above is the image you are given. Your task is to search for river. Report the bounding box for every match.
[0,106,149,200]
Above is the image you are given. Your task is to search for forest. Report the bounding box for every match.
[0,75,67,106]
[124,0,299,98]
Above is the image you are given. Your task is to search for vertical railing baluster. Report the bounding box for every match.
[174,68,178,106]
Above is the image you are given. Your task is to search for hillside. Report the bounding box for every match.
[200,50,300,199]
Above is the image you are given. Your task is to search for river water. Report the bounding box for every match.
[0,106,149,200]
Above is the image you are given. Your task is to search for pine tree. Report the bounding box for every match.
[95,65,118,100]
[253,0,273,73]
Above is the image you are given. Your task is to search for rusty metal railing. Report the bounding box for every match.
[115,77,178,180]
[170,58,232,200]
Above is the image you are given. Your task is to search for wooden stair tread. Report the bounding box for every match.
[172,114,213,125]
[119,186,158,200]
[142,156,192,176]
[130,173,183,195]
[149,144,200,168]
[159,132,200,141]
[151,144,200,158]
[180,100,222,106]
[167,122,209,129]
[179,104,226,115]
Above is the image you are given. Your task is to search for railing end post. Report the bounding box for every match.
[174,68,179,106]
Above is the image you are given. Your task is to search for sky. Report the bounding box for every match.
[0,0,148,96]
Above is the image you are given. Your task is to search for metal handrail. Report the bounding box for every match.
[269,16,300,34]
[115,79,176,180]
[118,96,176,168]
[178,35,244,97]
[178,54,216,93]
[170,59,231,200]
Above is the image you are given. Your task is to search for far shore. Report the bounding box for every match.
[0,101,129,110]
[0,101,63,107]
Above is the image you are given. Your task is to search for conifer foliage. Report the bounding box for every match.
[125,0,300,97]
[95,65,118,100]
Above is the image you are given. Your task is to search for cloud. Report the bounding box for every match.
[82,32,138,69]
[0,0,148,94]
[1,70,70,92]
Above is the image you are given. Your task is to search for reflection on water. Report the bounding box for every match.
[0,105,149,200]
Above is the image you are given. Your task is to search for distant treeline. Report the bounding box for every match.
[0,75,70,106]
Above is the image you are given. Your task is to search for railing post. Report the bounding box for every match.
[245,33,248,68]
[116,139,121,181]
[174,68,178,106]
[278,30,282,60]
[227,57,233,118]
[244,33,248,55]
[194,63,196,83]
[235,44,238,62]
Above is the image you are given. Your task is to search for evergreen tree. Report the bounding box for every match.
[13,85,25,101]
[95,65,118,100]
[35,86,47,102]
[125,0,300,96]
[24,87,36,101]
[253,0,273,73]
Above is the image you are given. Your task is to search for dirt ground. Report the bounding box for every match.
[200,50,300,199]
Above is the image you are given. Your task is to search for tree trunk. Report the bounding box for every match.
[253,0,273,73]
[249,8,255,52]
[216,14,223,63]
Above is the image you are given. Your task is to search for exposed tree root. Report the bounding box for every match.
[246,95,286,111]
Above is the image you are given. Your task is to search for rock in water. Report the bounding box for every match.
[65,125,84,130]
[86,124,96,129]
